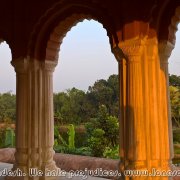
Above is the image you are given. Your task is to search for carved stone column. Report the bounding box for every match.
[113,47,127,176]
[11,58,58,180]
[158,41,174,167]
[145,38,161,169]
[119,39,147,173]
[145,39,173,178]
[113,38,173,180]
[40,60,58,173]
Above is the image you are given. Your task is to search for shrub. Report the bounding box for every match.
[87,128,107,157]
[0,128,15,148]
[103,146,119,159]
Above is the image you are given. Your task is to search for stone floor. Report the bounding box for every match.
[0,163,108,180]
[0,163,13,180]
[1,162,180,180]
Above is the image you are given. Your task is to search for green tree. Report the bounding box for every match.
[86,105,119,150]
[169,74,180,86]
[107,75,119,116]
[0,92,16,123]
[87,128,107,157]
[96,105,119,147]
[86,75,119,117]
[54,88,87,124]
[170,86,180,128]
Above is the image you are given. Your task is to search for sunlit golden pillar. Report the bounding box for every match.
[113,37,173,180]
[145,38,161,170]
[144,38,173,180]
[141,39,174,179]
[119,39,147,176]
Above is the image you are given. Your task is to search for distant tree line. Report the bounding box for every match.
[0,74,179,128]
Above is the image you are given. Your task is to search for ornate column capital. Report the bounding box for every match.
[11,58,42,73]
[11,58,58,73]
[11,58,29,73]
[43,60,58,72]
[28,60,58,72]
[158,41,174,64]
[119,38,146,57]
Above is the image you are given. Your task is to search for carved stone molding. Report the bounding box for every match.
[11,58,29,73]
[115,38,146,67]
[12,58,58,73]
[44,60,58,72]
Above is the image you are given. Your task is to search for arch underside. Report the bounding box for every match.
[169,6,180,45]
[28,2,116,61]
[28,1,180,62]
[158,5,180,45]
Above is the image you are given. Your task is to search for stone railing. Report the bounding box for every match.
[0,148,180,179]
[0,148,119,178]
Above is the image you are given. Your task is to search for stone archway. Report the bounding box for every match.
[28,1,118,61]
[11,2,120,180]
[9,1,179,180]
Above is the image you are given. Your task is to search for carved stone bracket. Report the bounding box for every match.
[112,46,126,62]
[158,41,174,64]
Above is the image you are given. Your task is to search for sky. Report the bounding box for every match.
[0,20,180,93]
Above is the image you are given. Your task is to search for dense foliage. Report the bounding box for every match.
[170,85,180,128]
[53,106,119,158]
[54,74,119,125]
[0,92,16,123]
[0,127,15,148]
[169,74,180,87]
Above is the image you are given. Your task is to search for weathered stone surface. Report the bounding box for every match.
[0,148,118,171]
[0,148,119,178]
[0,148,15,163]
[54,153,119,172]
